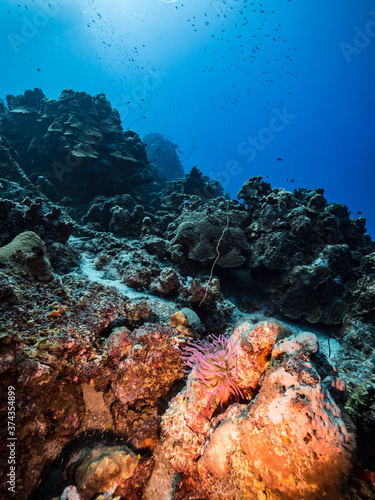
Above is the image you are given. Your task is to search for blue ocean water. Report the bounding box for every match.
[1,0,374,238]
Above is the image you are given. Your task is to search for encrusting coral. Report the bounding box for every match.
[161,318,356,500]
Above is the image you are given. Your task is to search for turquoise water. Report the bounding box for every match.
[1,0,374,237]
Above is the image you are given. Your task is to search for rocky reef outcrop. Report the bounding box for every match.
[133,173,375,327]
[0,88,152,204]
[0,257,366,499]
[0,263,186,499]
[1,89,375,500]
[143,132,184,185]
[237,177,375,324]
[162,319,356,500]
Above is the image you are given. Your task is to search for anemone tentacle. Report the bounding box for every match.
[181,334,244,406]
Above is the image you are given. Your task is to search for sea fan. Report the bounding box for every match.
[181,334,243,406]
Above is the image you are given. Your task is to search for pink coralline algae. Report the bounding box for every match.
[181,334,243,406]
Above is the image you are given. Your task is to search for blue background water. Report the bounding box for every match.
[1,0,374,238]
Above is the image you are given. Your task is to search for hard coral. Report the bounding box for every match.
[181,334,243,406]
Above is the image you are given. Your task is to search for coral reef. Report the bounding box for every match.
[157,165,224,212]
[354,252,375,321]
[81,193,153,238]
[143,132,184,184]
[170,212,249,268]
[0,264,187,498]
[0,135,38,191]
[0,191,74,246]
[162,320,356,500]
[0,89,374,500]
[0,88,152,204]
[237,177,375,324]
[67,444,139,500]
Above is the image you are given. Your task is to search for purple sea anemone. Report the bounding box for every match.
[181,334,244,406]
